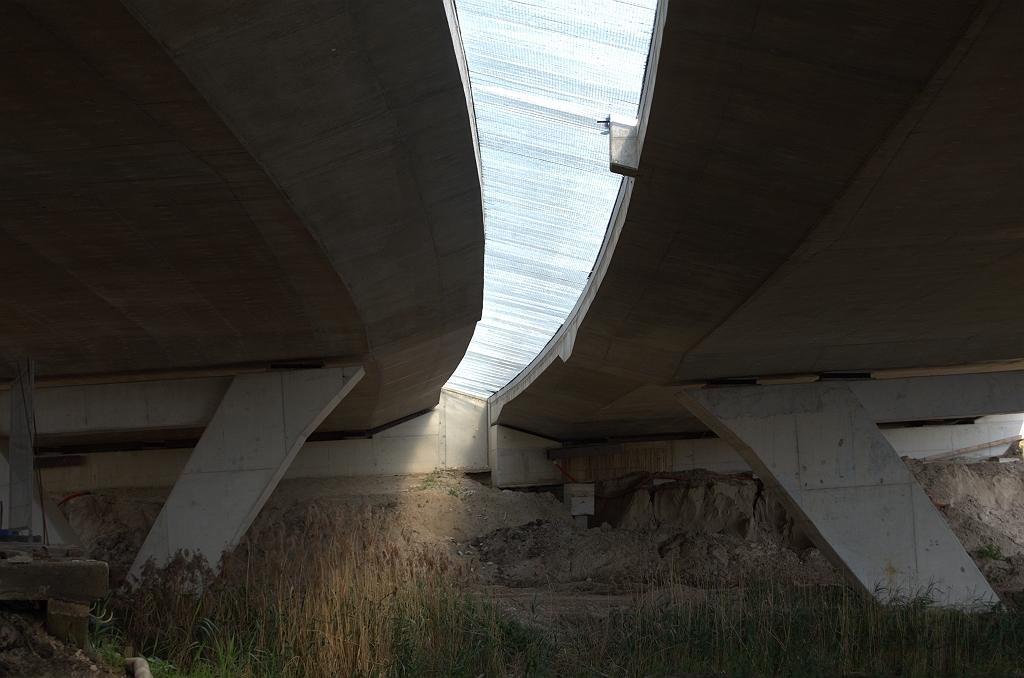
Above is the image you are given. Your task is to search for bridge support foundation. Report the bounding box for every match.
[129,366,363,581]
[677,374,1023,606]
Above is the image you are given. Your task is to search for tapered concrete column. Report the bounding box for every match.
[130,367,363,580]
[678,381,998,606]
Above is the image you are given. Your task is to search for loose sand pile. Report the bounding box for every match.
[907,458,1024,603]
[907,458,1024,557]
[473,468,836,590]
[57,458,1023,604]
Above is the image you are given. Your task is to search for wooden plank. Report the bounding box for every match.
[922,435,1022,462]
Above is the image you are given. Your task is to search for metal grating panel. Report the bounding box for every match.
[446,0,656,398]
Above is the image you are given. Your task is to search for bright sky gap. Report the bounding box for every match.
[446,0,657,399]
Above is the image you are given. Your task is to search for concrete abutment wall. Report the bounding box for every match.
[11,384,1021,496]
[32,388,489,495]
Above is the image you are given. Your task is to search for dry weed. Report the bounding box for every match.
[107,505,1023,677]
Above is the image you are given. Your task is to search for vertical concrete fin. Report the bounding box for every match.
[8,362,35,532]
[0,438,82,545]
[678,381,997,607]
[129,366,364,581]
[34,487,82,546]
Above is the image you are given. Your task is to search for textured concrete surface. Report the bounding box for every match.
[495,0,1023,440]
[46,598,89,649]
[130,367,361,575]
[1,0,482,431]
[680,381,998,605]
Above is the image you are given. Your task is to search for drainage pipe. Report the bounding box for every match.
[125,657,153,678]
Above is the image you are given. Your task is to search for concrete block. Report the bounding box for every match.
[46,598,89,649]
[283,443,331,477]
[564,483,594,516]
[800,484,918,590]
[160,468,279,559]
[0,559,108,603]
[493,447,563,487]
[609,120,638,176]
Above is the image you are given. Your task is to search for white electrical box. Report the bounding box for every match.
[563,483,595,516]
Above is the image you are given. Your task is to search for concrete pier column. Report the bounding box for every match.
[130,366,363,580]
[678,380,998,606]
[8,362,35,532]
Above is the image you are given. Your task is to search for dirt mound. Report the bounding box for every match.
[60,474,573,589]
[593,470,812,550]
[657,531,838,586]
[476,518,838,589]
[252,474,574,553]
[59,460,1024,602]
[477,518,658,586]
[60,487,169,586]
[260,473,839,590]
[907,459,1024,556]
[907,458,1024,602]
[0,606,118,677]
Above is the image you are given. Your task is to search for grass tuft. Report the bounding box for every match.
[977,541,1005,561]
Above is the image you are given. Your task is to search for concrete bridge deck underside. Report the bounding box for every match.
[1,0,483,432]
[493,0,1023,442]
